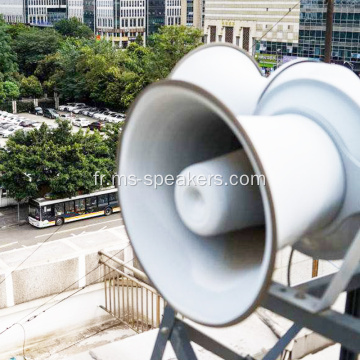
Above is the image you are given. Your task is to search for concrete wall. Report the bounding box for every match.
[0,226,133,357]
[0,227,131,308]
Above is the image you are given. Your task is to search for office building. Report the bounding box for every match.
[180,0,203,29]
[298,0,360,71]
[255,0,360,74]
[96,0,146,47]
[0,0,24,23]
[203,0,300,54]
[25,0,67,26]
[68,0,96,31]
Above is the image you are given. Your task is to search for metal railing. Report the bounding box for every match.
[99,250,165,333]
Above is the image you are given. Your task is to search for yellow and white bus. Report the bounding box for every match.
[28,188,120,228]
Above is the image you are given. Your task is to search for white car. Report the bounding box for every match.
[0,125,22,137]
[94,111,113,121]
[72,118,90,127]
[59,114,72,120]
[67,103,87,112]
[59,104,70,111]
[107,114,126,123]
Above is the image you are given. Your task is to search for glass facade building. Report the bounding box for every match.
[298,0,360,72]
[256,0,360,74]
[147,0,165,34]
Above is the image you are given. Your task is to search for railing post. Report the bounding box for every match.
[156,295,161,326]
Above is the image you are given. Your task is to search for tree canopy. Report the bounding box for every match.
[54,17,94,39]
[49,26,202,110]
[11,27,61,76]
[20,75,43,98]
[0,17,18,78]
[0,121,121,201]
[0,24,203,201]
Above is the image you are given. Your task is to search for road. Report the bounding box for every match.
[0,213,125,253]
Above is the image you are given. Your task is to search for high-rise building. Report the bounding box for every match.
[25,0,67,26]
[0,0,24,23]
[165,0,181,26]
[68,0,96,31]
[96,0,146,47]
[298,0,360,71]
[147,0,182,35]
[255,0,360,74]
[147,0,165,34]
[180,0,203,29]
[203,0,300,54]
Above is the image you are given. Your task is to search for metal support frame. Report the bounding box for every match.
[151,306,249,360]
[340,288,360,360]
[151,267,360,360]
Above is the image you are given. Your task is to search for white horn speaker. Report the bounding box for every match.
[169,43,267,115]
[118,45,360,326]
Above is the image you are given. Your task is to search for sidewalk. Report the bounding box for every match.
[0,205,28,229]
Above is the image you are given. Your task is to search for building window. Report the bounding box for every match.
[225,27,234,44]
[210,26,216,42]
[243,27,250,51]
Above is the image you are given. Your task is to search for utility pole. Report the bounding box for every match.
[312,1,334,276]
[324,0,334,63]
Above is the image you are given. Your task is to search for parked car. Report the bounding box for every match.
[19,120,35,127]
[0,125,22,138]
[92,108,109,118]
[30,106,43,116]
[72,106,90,114]
[59,114,72,120]
[107,114,126,123]
[81,107,97,116]
[87,108,101,117]
[95,111,114,121]
[59,103,76,111]
[43,108,59,119]
[72,118,90,127]
[67,103,86,112]
[88,121,104,131]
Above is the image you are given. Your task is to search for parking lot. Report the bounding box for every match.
[0,103,125,148]
[0,112,83,148]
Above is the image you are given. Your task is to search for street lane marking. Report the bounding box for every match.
[0,242,18,249]
[34,220,124,238]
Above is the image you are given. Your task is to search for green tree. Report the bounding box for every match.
[0,121,117,201]
[20,75,43,98]
[0,17,18,77]
[48,26,202,110]
[34,53,59,83]
[54,17,93,39]
[0,82,6,104]
[12,27,61,75]
[145,26,202,80]
[3,81,20,100]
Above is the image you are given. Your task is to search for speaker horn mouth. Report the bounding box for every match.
[118,80,277,326]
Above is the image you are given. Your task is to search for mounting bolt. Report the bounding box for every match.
[160,327,170,335]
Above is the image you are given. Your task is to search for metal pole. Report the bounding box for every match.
[339,288,360,360]
[324,0,334,63]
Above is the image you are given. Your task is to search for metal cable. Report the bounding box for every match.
[0,223,64,288]
[287,248,295,287]
[0,243,133,336]
[250,1,301,53]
